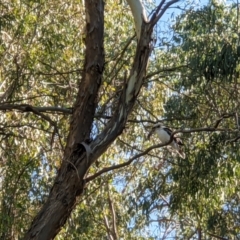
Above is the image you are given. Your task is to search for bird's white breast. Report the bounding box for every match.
[155,128,171,143]
[155,128,179,150]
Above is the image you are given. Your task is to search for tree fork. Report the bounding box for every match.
[24,0,179,239]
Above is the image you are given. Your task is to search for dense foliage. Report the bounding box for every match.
[0,0,240,239]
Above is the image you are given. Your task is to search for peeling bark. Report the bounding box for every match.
[89,21,153,163]
[127,0,148,40]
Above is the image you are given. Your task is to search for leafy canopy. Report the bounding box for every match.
[1,0,240,239]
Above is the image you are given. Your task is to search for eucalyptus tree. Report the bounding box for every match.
[0,0,182,239]
[2,0,239,239]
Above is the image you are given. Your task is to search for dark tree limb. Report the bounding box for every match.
[0,104,73,114]
[150,0,179,27]
[23,1,105,239]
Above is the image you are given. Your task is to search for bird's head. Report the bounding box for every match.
[147,122,164,139]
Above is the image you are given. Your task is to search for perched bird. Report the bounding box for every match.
[148,122,185,159]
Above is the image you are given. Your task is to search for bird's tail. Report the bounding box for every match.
[177,149,186,159]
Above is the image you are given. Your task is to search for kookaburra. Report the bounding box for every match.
[148,123,185,159]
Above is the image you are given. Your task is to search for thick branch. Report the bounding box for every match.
[0,104,72,114]
[86,127,232,182]
[0,104,63,147]
[145,65,187,79]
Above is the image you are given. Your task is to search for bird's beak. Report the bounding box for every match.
[147,128,154,140]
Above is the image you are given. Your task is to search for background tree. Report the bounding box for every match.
[130,0,240,239]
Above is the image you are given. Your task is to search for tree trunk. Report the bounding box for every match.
[23,1,104,239]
